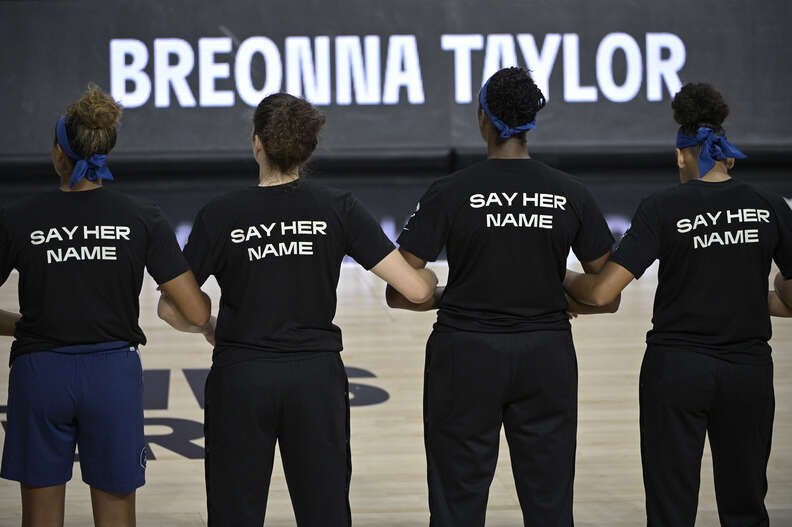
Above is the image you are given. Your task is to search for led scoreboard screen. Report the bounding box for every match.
[1,0,789,163]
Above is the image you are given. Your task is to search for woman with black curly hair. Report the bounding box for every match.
[387,67,617,526]
[564,82,792,526]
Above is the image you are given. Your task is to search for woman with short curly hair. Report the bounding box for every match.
[388,67,617,527]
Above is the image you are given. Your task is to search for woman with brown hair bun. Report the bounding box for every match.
[0,85,209,526]
[157,92,438,526]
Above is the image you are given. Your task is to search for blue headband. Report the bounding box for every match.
[676,127,746,178]
[56,116,114,188]
[479,77,537,139]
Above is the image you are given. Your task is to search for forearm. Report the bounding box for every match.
[774,272,792,308]
[0,309,20,336]
[563,270,602,306]
[158,292,211,333]
[769,291,792,317]
[566,293,620,314]
[386,285,444,311]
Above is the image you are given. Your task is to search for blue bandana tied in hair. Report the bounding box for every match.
[675,127,746,178]
[56,116,114,188]
[479,77,537,139]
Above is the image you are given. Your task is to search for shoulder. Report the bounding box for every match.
[193,188,254,220]
[0,194,45,234]
[297,179,351,202]
[1,192,66,231]
[738,180,790,210]
[642,183,688,207]
[417,170,471,201]
[1,191,61,215]
[523,160,596,199]
[101,188,160,212]
[445,160,492,187]
[98,190,175,230]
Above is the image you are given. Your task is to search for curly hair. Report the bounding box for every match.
[672,82,730,136]
[480,67,546,145]
[253,93,326,173]
[58,84,122,158]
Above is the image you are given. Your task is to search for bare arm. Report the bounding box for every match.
[0,309,20,337]
[371,249,438,305]
[774,272,792,310]
[581,252,611,274]
[566,252,622,314]
[158,294,209,333]
[157,270,211,328]
[564,261,635,307]
[566,292,620,315]
[382,249,445,311]
[387,285,445,311]
[769,290,792,317]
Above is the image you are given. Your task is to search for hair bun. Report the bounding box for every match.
[482,67,546,145]
[66,84,122,130]
[60,84,122,158]
[253,93,326,173]
[672,83,729,131]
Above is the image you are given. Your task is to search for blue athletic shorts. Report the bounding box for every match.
[0,342,146,493]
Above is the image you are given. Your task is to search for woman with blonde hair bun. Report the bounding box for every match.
[0,85,209,526]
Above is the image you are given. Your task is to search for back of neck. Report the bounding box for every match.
[486,137,531,160]
[59,173,103,192]
[258,168,299,187]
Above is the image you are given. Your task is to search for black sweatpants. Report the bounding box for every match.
[640,348,775,527]
[424,329,578,527]
[204,351,351,527]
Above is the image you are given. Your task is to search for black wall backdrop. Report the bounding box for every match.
[1,0,789,246]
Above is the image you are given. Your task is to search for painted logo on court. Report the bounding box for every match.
[2,365,390,462]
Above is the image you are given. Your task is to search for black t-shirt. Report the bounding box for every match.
[182,180,395,357]
[0,188,189,361]
[611,178,792,363]
[398,158,614,332]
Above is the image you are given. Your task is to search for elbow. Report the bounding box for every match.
[607,294,622,313]
[185,308,210,328]
[385,285,399,308]
[405,283,434,305]
[156,297,172,322]
[187,297,211,327]
[778,290,792,311]
[590,286,617,308]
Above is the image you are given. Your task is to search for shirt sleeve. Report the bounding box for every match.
[343,194,395,270]
[571,186,615,263]
[144,205,190,285]
[610,197,661,279]
[0,209,15,285]
[396,179,450,262]
[770,195,792,278]
[182,208,219,287]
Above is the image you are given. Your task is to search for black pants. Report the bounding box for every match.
[640,349,775,527]
[424,329,578,527]
[204,351,351,526]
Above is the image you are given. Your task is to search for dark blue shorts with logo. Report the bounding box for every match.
[1,341,146,493]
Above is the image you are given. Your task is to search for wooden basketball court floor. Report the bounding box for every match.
[0,262,790,526]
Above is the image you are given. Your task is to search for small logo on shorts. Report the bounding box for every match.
[140,447,147,469]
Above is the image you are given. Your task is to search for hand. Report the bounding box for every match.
[201,316,217,346]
